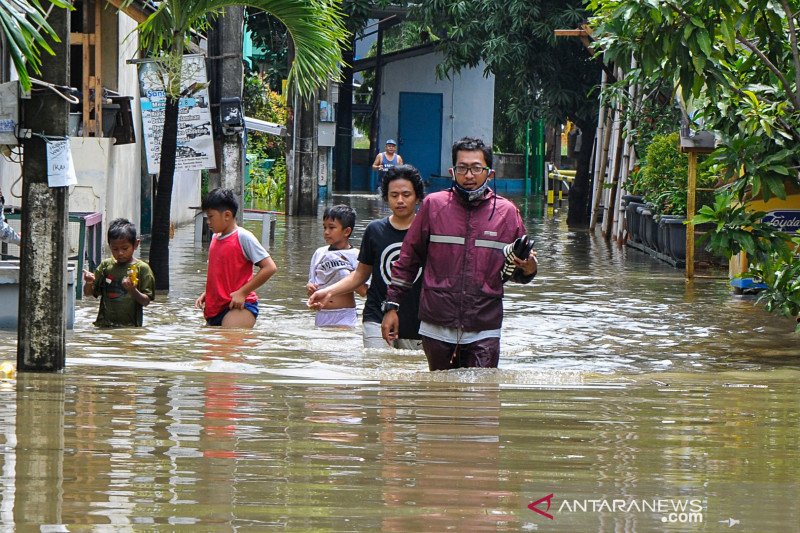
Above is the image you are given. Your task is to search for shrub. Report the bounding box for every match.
[628,132,715,216]
[243,72,287,209]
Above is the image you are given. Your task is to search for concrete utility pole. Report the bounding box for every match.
[334,35,355,192]
[207,7,245,221]
[367,21,385,161]
[17,6,70,371]
[290,95,319,216]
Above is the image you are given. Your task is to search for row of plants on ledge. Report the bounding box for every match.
[591,0,800,328]
[626,132,716,218]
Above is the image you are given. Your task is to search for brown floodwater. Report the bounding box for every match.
[1,195,798,531]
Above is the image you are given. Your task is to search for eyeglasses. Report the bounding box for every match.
[453,165,489,176]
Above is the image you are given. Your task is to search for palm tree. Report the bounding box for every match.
[132,0,347,290]
[0,0,72,91]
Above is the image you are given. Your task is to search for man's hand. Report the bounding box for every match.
[381,310,399,344]
[502,236,535,281]
[514,250,538,277]
[195,292,206,309]
[307,288,330,309]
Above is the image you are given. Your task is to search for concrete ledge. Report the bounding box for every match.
[0,261,75,330]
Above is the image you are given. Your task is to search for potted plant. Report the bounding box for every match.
[627,132,719,262]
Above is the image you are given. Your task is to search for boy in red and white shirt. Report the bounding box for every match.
[195,188,277,328]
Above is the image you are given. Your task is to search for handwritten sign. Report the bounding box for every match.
[46,139,77,187]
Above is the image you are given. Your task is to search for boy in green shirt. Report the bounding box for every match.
[83,218,155,327]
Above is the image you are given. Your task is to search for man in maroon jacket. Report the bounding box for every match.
[381,137,538,370]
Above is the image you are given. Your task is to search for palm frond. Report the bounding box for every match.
[132,0,346,98]
[0,0,72,90]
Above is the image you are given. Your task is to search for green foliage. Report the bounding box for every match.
[0,0,73,91]
[615,84,682,159]
[694,191,800,327]
[591,0,800,325]
[753,245,800,331]
[589,0,800,206]
[627,133,715,216]
[409,0,601,128]
[243,72,287,208]
[693,191,792,262]
[247,158,286,208]
[132,0,347,99]
[243,11,289,90]
[243,73,286,161]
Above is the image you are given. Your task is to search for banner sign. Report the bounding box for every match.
[137,54,216,174]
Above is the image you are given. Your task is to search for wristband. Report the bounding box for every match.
[381,301,400,313]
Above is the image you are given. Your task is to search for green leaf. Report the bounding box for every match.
[695,29,713,57]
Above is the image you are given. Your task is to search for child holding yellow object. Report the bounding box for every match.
[83,218,155,327]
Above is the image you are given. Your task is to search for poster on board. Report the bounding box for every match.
[137,54,216,174]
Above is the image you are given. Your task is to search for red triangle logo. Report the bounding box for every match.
[528,493,555,520]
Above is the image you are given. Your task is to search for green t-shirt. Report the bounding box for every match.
[91,258,156,327]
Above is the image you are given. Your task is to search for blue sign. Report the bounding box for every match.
[762,210,800,233]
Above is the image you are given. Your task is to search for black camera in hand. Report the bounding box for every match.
[501,236,534,282]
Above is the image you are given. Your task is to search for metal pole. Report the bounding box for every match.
[535,121,546,197]
[525,120,531,197]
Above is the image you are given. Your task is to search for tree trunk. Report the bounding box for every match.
[148,96,180,291]
[566,119,597,227]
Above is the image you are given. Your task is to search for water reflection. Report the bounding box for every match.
[0,196,798,529]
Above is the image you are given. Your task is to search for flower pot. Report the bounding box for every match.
[627,202,646,243]
[657,215,682,257]
[621,194,644,204]
[639,206,659,251]
[662,218,716,262]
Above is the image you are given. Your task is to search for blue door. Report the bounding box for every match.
[398,92,443,183]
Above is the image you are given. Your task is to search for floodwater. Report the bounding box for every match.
[1,195,798,532]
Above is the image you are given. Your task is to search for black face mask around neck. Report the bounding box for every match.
[451,179,491,202]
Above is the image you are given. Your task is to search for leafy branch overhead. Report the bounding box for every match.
[409,0,598,128]
[0,0,74,91]
[591,0,800,326]
[128,0,347,99]
[589,0,800,202]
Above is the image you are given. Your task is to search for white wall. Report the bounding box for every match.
[104,14,142,227]
[380,51,494,175]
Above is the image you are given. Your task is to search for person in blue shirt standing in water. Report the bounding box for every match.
[372,139,404,190]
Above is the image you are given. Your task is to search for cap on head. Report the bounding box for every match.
[385,139,397,146]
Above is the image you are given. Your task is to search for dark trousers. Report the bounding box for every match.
[421,336,501,371]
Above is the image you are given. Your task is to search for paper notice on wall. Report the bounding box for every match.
[137,54,217,174]
[46,139,78,187]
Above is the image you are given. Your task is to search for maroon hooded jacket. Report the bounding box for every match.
[387,188,534,332]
